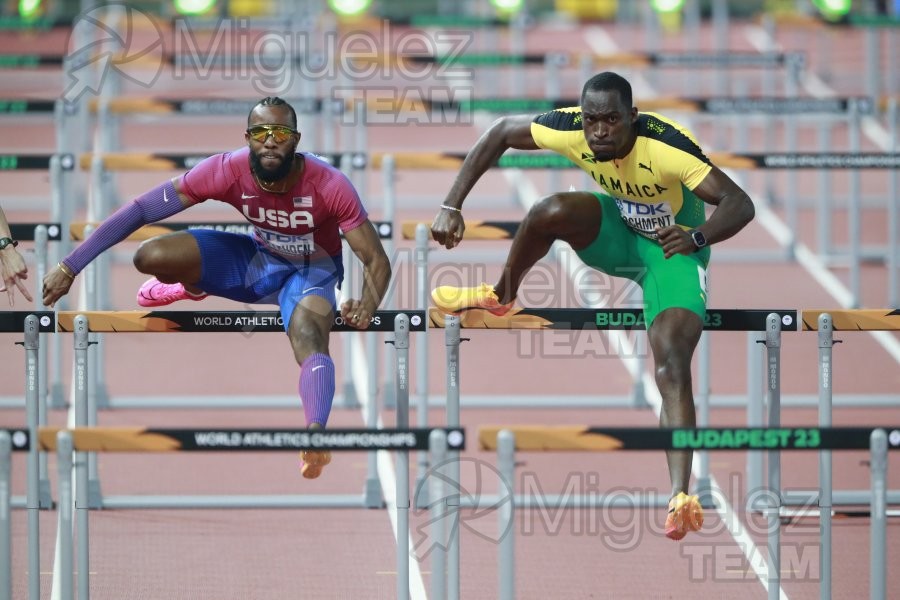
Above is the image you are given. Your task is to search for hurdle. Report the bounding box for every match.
[45,310,424,510]
[797,309,900,596]
[1,312,430,599]
[430,307,898,597]
[474,426,896,600]
[7,422,463,600]
[432,308,793,497]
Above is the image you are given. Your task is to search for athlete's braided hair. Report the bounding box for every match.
[249,96,298,129]
[581,72,633,108]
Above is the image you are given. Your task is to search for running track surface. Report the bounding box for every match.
[2,15,899,600]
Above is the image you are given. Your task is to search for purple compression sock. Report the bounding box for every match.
[299,353,335,427]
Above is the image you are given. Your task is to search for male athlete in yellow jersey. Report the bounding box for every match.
[430,72,755,541]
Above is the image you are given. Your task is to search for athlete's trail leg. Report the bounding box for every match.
[648,308,703,497]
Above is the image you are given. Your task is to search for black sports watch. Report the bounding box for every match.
[688,229,707,250]
[0,237,18,250]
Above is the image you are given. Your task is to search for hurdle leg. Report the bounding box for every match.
[75,434,91,600]
[817,314,834,600]
[444,315,461,600]
[869,429,887,600]
[56,431,74,600]
[381,156,398,411]
[339,247,359,409]
[23,315,41,600]
[764,314,782,600]
[363,329,382,508]
[394,315,411,600]
[746,331,764,508]
[73,315,103,511]
[497,430,516,600]
[0,431,10,600]
[429,430,447,600]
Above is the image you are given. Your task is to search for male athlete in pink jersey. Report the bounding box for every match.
[42,97,392,479]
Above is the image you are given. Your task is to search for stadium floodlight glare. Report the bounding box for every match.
[173,0,217,15]
[18,0,41,18]
[650,0,686,12]
[813,0,852,18]
[328,0,372,16]
[490,0,525,12]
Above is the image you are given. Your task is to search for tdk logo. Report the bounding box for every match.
[617,199,667,215]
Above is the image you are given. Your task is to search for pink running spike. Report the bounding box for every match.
[137,278,208,307]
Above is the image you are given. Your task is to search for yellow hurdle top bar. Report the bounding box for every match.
[800,310,900,331]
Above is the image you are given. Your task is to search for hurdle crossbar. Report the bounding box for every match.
[477,425,899,451]
[8,223,62,241]
[39,426,463,452]
[427,307,798,331]
[53,310,425,333]
[801,309,900,330]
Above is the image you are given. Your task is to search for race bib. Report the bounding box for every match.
[256,227,315,256]
[614,197,676,239]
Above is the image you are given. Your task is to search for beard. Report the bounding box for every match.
[591,150,616,162]
[250,149,295,182]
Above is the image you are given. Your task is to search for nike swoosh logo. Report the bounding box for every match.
[242,193,258,199]
[302,287,323,294]
[311,365,325,372]
[163,188,170,202]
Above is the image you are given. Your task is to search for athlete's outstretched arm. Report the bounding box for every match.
[431,114,540,249]
[341,220,391,330]
[656,165,755,259]
[42,178,195,307]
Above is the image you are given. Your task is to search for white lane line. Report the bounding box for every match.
[351,334,428,600]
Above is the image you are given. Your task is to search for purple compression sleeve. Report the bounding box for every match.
[63,180,186,275]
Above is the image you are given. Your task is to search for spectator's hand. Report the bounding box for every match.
[0,247,33,305]
[340,299,373,330]
[430,208,465,250]
[42,266,75,308]
[656,225,696,259]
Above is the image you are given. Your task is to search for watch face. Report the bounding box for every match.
[691,230,707,248]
